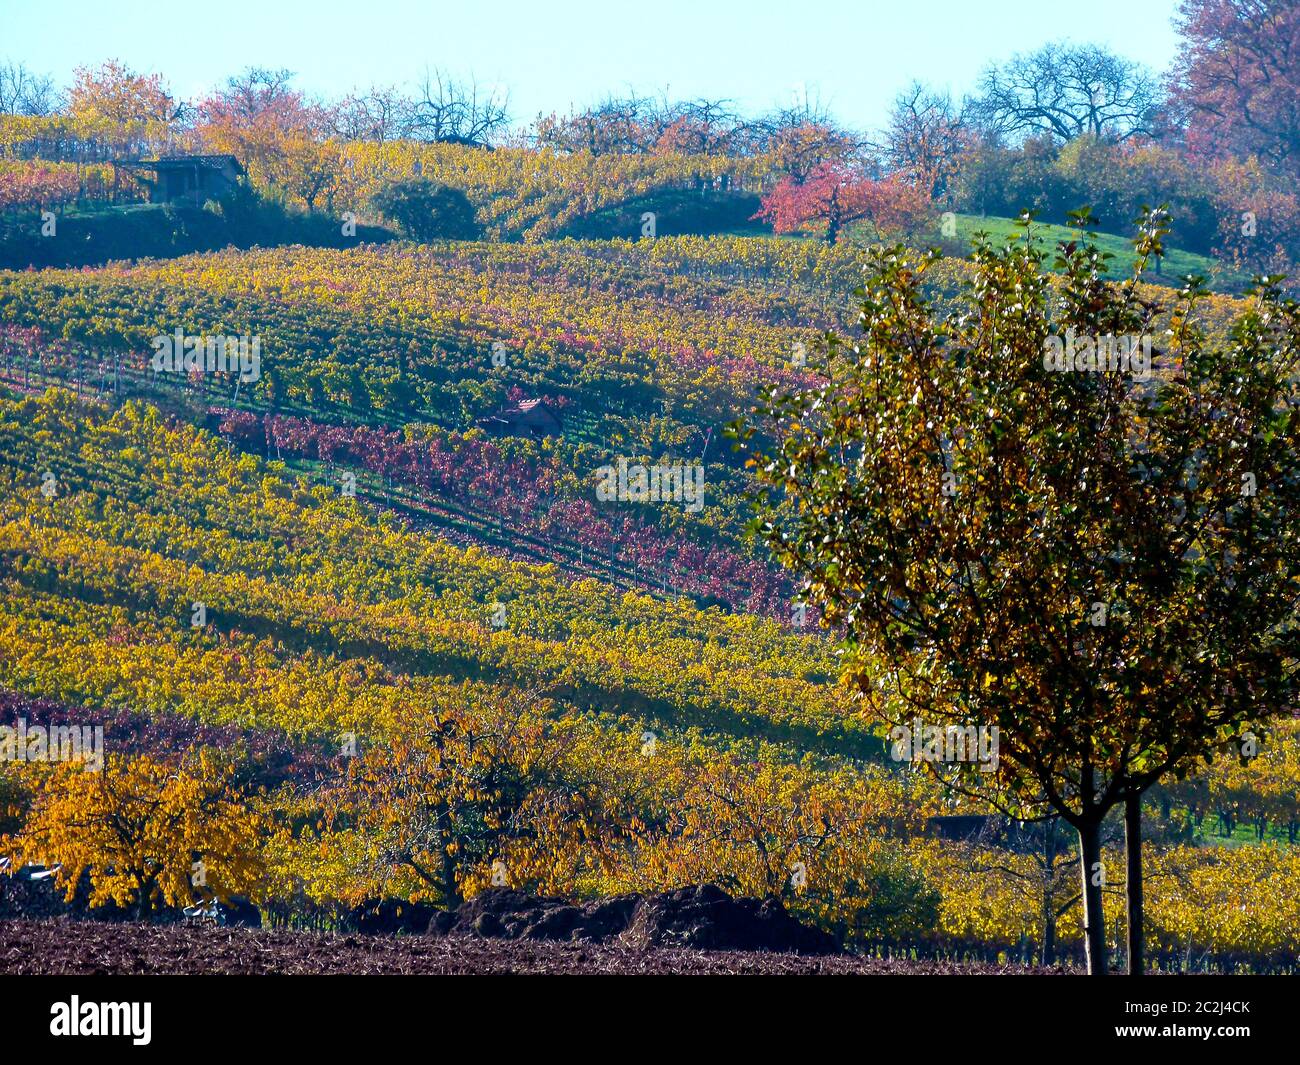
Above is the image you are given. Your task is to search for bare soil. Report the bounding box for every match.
[0,917,1067,975]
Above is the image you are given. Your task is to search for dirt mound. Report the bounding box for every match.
[439,884,837,954]
[2,868,138,922]
[621,884,837,954]
[446,889,640,942]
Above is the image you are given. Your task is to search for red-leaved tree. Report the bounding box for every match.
[756,162,932,244]
[1169,0,1300,170]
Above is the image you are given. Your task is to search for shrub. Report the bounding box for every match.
[369,178,481,241]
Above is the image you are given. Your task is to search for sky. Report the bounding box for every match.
[1,0,1184,131]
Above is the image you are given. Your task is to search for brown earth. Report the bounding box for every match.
[352,884,840,954]
[0,917,1068,975]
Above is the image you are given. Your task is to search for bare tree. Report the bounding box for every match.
[764,84,838,132]
[411,69,509,146]
[534,93,756,157]
[531,86,865,164]
[535,92,658,155]
[212,67,299,124]
[0,60,61,116]
[884,81,973,196]
[333,85,417,143]
[654,96,740,155]
[970,42,1161,143]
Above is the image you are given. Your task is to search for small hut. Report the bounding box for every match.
[119,154,245,205]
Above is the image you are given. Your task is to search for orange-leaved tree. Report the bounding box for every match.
[14,750,265,918]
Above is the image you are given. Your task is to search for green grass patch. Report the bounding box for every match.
[943,213,1246,289]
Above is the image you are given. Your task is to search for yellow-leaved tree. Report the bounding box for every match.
[15,751,265,918]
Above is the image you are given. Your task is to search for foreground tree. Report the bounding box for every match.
[15,751,264,917]
[738,210,1300,973]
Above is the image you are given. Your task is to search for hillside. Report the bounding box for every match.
[1,227,1297,966]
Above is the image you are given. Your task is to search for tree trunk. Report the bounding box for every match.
[1126,789,1144,975]
[1040,821,1059,966]
[1077,817,1108,975]
[136,874,156,921]
[1041,898,1057,967]
[825,187,841,245]
[436,804,461,908]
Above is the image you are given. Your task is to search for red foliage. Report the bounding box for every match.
[1170,0,1300,170]
[755,162,932,243]
[213,410,792,618]
[1206,156,1300,274]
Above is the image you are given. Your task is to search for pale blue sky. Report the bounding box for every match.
[1,0,1183,130]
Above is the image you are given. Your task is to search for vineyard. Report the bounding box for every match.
[0,236,1249,621]
[1,316,1297,966]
